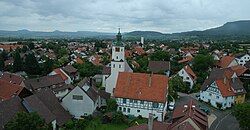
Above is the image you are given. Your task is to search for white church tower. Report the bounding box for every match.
[104,29,133,96]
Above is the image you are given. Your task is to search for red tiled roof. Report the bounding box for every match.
[0,44,23,52]
[230,65,247,76]
[215,80,235,97]
[126,121,170,130]
[53,68,68,81]
[218,56,235,68]
[114,72,169,103]
[0,72,24,85]
[134,47,145,55]
[0,79,23,100]
[178,56,193,63]
[75,57,84,64]
[125,50,133,58]
[184,65,197,81]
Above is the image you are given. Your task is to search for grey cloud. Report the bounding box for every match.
[0,0,250,33]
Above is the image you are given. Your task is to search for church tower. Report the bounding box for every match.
[104,29,132,95]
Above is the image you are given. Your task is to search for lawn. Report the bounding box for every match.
[85,116,147,130]
[85,118,128,130]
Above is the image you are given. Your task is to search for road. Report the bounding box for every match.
[176,92,240,130]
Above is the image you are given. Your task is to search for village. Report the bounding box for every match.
[0,29,250,130]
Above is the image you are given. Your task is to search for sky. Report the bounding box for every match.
[0,0,250,33]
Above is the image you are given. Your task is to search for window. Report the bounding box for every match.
[127,108,130,113]
[182,71,184,74]
[140,101,144,104]
[123,99,126,104]
[129,99,133,103]
[119,107,122,111]
[113,64,115,68]
[119,65,121,68]
[153,102,159,108]
[216,96,219,99]
[116,56,118,59]
[123,108,126,112]
[121,49,123,51]
[186,77,189,80]
[72,95,83,100]
[209,93,212,96]
[84,113,88,116]
[134,100,138,103]
[137,110,140,113]
[115,47,120,52]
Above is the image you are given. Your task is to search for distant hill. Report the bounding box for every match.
[175,20,250,36]
[0,29,115,39]
[0,20,250,40]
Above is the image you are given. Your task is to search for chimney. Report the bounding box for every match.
[148,113,153,130]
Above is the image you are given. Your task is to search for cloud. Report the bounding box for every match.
[0,0,250,33]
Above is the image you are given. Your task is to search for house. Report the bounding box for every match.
[62,78,110,118]
[133,46,146,56]
[0,79,32,101]
[170,100,208,130]
[0,72,24,85]
[49,68,72,84]
[62,65,79,81]
[0,97,25,130]
[148,61,170,76]
[114,72,169,121]
[235,53,250,66]
[89,55,102,66]
[178,56,193,65]
[22,75,73,98]
[200,68,247,109]
[177,65,197,89]
[103,30,133,96]
[217,56,238,68]
[22,89,72,130]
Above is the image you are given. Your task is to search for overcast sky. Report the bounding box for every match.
[0,0,250,33]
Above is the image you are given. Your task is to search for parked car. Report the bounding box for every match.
[168,102,175,110]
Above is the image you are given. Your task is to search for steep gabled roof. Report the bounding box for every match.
[218,56,235,68]
[183,65,197,81]
[53,68,69,81]
[114,72,168,103]
[62,65,78,74]
[171,100,208,130]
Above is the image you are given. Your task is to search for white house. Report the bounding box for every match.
[61,78,110,118]
[103,29,133,96]
[200,68,246,109]
[235,53,250,66]
[177,65,197,89]
[114,72,169,121]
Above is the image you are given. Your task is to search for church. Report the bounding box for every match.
[102,29,133,96]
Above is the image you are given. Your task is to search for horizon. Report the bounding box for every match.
[1,0,250,33]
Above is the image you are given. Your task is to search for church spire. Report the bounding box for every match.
[113,28,123,46]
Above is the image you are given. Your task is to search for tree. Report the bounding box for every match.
[150,50,170,61]
[0,54,4,71]
[134,56,149,72]
[73,61,101,78]
[169,76,189,94]
[27,42,35,50]
[64,119,88,130]
[111,111,127,124]
[58,47,68,58]
[232,103,250,130]
[41,58,54,75]
[192,54,214,72]
[106,99,118,112]
[24,53,40,75]
[13,51,23,72]
[5,112,49,130]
